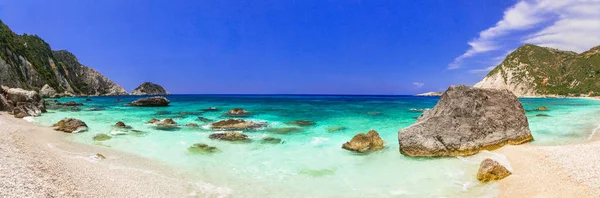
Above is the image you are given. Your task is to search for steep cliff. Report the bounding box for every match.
[474,44,600,96]
[0,20,126,96]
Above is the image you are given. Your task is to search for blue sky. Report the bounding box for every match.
[1,0,599,94]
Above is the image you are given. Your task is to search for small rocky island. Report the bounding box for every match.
[398,85,533,157]
[131,82,169,95]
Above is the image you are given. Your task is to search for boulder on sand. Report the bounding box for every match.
[53,118,89,133]
[477,158,512,182]
[0,87,46,117]
[211,119,265,130]
[39,84,57,98]
[398,85,533,157]
[342,130,384,153]
[129,96,170,107]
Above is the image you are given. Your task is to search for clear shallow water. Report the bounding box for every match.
[34,95,600,197]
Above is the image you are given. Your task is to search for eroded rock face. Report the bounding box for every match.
[209,132,250,142]
[477,158,512,182]
[131,82,169,95]
[129,96,170,107]
[398,85,533,157]
[39,84,57,98]
[342,130,384,153]
[211,119,265,130]
[53,118,88,133]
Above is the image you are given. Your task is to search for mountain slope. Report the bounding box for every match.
[474,44,600,96]
[0,20,126,96]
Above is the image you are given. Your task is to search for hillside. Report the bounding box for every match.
[0,20,126,96]
[474,44,600,96]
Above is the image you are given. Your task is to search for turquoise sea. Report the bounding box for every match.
[34,95,600,197]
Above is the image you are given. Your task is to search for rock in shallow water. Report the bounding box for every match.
[53,118,88,133]
[536,106,548,111]
[226,108,249,116]
[188,143,219,154]
[211,119,264,130]
[398,85,533,157]
[209,132,250,142]
[477,158,511,182]
[285,120,316,127]
[93,134,112,141]
[261,137,282,144]
[267,127,301,134]
[342,130,384,153]
[129,96,170,107]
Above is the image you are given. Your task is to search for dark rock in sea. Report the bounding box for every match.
[197,117,213,123]
[477,158,511,182]
[536,114,550,117]
[536,106,548,111]
[209,132,251,142]
[327,126,347,132]
[267,127,301,134]
[188,143,219,154]
[261,137,282,144]
[114,121,132,129]
[155,111,172,115]
[147,118,160,124]
[53,118,89,133]
[87,107,105,111]
[131,82,170,95]
[178,111,203,116]
[367,112,383,115]
[186,123,199,127]
[116,98,122,102]
[398,85,533,157]
[85,98,92,101]
[285,120,316,127]
[226,108,249,116]
[202,107,219,112]
[342,130,384,153]
[93,134,112,141]
[129,96,170,107]
[211,119,265,130]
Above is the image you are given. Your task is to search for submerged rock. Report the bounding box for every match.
[536,106,548,111]
[87,107,105,111]
[211,119,265,130]
[85,98,92,101]
[93,134,112,141]
[267,127,301,134]
[285,120,316,127]
[536,114,550,117]
[197,117,213,123]
[151,118,179,130]
[186,123,199,127]
[342,130,384,153]
[188,143,219,154]
[477,158,512,182]
[202,107,219,112]
[209,132,250,142]
[129,96,170,107]
[261,137,282,144]
[53,118,89,133]
[226,108,249,116]
[398,85,533,157]
[155,111,172,115]
[327,126,347,132]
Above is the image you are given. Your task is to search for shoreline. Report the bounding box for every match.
[495,124,600,197]
[0,113,229,197]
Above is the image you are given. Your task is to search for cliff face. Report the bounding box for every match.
[0,20,126,96]
[474,44,600,96]
[131,82,169,95]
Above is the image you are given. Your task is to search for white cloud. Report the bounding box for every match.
[449,0,600,70]
[469,66,496,74]
[412,82,424,88]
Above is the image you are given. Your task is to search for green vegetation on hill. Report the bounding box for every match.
[486,44,600,96]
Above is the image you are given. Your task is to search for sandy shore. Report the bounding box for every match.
[496,133,600,197]
[0,113,229,197]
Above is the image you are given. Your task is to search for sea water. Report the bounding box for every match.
[34,95,600,197]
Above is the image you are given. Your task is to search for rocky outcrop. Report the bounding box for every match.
[415,92,442,96]
[0,20,127,96]
[477,159,512,182]
[209,132,250,142]
[131,82,169,95]
[474,44,600,97]
[342,130,384,153]
[39,84,57,98]
[53,118,88,133]
[398,85,533,157]
[129,96,170,106]
[0,86,46,117]
[211,119,265,130]
[226,108,249,116]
